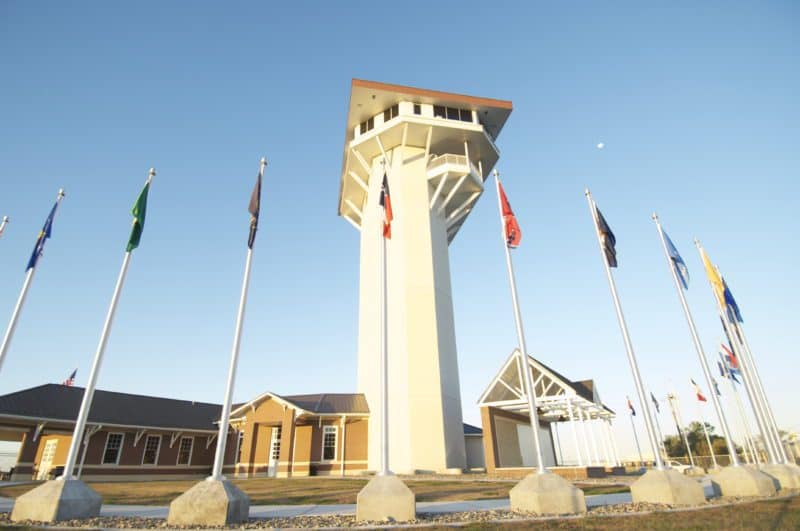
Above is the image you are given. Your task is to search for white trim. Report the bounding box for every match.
[102,432,125,465]
[133,429,147,447]
[169,432,183,448]
[0,413,216,434]
[176,436,194,466]
[141,434,162,466]
[206,433,217,450]
[321,425,337,462]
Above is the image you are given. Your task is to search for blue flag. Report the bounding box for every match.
[722,278,743,323]
[26,199,61,271]
[664,231,689,289]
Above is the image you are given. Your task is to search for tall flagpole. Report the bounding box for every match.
[629,407,644,467]
[0,216,8,239]
[721,350,758,463]
[652,407,668,462]
[379,165,389,476]
[697,241,778,464]
[652,216,740,467]
[61,171,153,480]
[696,400,717,467]
[584,189,663,470]
[733,322,788,463]
[494,171,546,474]
[210,158,267,480]
[0,190,64,375]
[668,393,695,467]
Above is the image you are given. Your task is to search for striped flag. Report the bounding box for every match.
[627,396,636,416]
[497,181,521,248]
[691,379,707,402]
[62,368,76,386]
[379,173,393,239]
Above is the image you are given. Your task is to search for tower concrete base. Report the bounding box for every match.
[356,474,416,522]
[167,478,250,526]
[11,479,101,523]
[761,464,800,490]
[509,472,587,515]
[630,468,706,505]
[709,466,778,497]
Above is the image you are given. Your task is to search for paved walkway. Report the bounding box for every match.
[0,481,716,519]
[0,493,632,519]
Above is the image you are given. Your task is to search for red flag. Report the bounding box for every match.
[379,174,393,239]
[720,343,739,370]
[498,181,521,248]
[691,379,707,402]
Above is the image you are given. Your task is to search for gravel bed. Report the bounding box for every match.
[1,493,795,529]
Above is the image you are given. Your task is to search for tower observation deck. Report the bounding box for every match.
[338,79,512,473]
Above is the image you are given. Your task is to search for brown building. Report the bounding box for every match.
[0,384,482,481]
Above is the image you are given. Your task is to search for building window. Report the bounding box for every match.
[433,105,446,118]
[142,435,161,466]
[383,104,399,122]
[102,433,124,465]
[446,107,460,120]
[359,117,374,134]
[432,105,473,123]
[235,431,244,463]
[322,426,337,461]
[271,427,282,461]
[459,108,473,122]
[177,437,193,465]
[413,103,421,115]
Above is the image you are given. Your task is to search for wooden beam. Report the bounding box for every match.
[344,199,363,219]
[170,432,183,448]
[351,148,371,173]
[348,171,368,192]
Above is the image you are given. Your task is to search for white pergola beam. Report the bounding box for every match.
[349,171,368,192]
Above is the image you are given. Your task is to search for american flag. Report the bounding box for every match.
[379,173,393,239]
[62,369,77,387]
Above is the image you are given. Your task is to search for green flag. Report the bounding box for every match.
[126,182,150,252]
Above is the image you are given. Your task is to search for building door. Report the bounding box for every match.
[267,426,281,477]
[37,439,58,480]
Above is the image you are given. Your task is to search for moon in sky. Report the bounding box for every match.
[597,142,605,149]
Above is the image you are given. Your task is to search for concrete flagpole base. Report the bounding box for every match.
[356,474,416,522]
[683,466,707,477]
[761,464,800,490]
[509,472,587,515]
[167,478,250,526]
[630,468,706,505]
[709,465,778,496]
[11,479,101,523]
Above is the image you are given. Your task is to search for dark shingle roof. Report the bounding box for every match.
[0,384,221,431]
[463,422,482,435]
[278,393,370,414]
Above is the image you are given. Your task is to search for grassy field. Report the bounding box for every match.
[445,496,800,530]
[0,477,628,505]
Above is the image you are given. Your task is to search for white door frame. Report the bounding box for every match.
[267,427,281,477]
[37,439,58,480]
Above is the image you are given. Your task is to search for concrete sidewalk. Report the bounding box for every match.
[0,492,636,519]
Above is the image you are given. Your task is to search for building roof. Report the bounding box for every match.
[0,384,221,432]
[275,393,370,415]
[0,385,482,437]
[463,422,482,435]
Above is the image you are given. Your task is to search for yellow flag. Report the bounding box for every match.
[699,247,725,306]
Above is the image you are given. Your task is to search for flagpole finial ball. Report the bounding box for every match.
[651,212,658,221]
[260,157,267,167]
[2,216,7,222]
[57,188,65,198]
[492,169,499,177]
[584,188,590,197]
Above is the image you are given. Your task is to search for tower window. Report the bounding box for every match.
[383,104,399,122]
[359,117,375,134]
[413,103,421,115]
[433,105,446,118]
[459,109,473,122]
[446,107,460,120]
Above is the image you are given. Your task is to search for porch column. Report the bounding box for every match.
[340,416,346,477]
[577,405,593,465]
[567,398,583,466]
[587,411,600,465]
[598,417,611,466]
[607,419,621,466]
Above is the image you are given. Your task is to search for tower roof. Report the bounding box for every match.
[344,79,512,140]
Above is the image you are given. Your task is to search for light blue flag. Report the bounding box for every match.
[664,231,689,289]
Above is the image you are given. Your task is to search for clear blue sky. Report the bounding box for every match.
[0,1,797,462]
